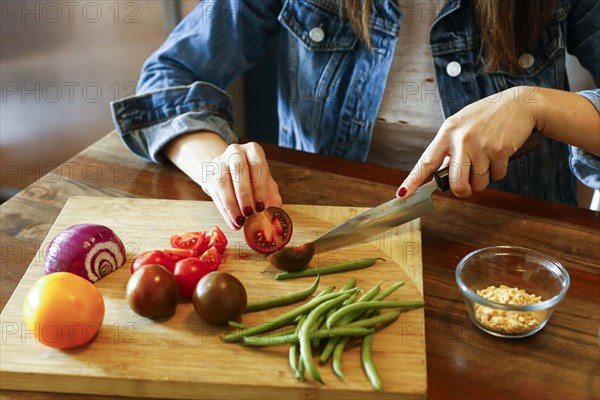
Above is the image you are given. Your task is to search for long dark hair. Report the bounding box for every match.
[342,0,557,73]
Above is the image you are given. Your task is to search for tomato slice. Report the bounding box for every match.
[200,246,222,270]
[131,250,176,274]
[163,248,197,264]
[207,226,228,254]
[243,207,293,254]
[173,257,217,298]
[170,231,207,254]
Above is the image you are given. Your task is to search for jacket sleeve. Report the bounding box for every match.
[565,0,600,189]
[110,0,283,163]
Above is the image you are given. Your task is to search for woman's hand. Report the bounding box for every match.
[397,86,599,199]
[397,86,538,198]
[165,132,282,230]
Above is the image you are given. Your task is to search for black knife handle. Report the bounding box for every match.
[431,130,542,193]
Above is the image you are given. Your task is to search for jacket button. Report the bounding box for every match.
[446,61,461,77]
[309,27,325,43]
[519,53,535,69]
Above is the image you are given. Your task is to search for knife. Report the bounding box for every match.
[310,131,543,254]
[312,168,449,254]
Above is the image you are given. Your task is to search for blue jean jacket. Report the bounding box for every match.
[111,0,600,204]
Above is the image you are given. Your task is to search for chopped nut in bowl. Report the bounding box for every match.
[455,246,569,338]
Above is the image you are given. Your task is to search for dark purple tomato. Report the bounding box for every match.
[267,242,316,272]
[126,264,179,319]
[192,271,247,325]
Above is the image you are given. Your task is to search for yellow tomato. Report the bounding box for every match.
[22,272,105,349]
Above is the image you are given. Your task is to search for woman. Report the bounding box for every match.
[111,0,599,230]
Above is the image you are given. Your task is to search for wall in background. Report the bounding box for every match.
[0,0,246,201]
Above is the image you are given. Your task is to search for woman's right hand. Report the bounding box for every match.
[165,132,282,230]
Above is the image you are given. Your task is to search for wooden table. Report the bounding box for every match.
[1,132,599,399]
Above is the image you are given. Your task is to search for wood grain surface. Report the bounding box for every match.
[1,132,599,400]
[1,197,426,399]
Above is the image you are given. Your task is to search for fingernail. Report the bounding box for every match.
[235,215,246,227]
[397,187,407,197]
[256,202,265,212]
[243,206,253,217]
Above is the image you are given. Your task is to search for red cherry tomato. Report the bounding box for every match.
[163,248,197,264]
[243,207,293,254]
[173,257,219,298]
[206,226,228,254]
[131,250,175,274]
[170,231,207,254]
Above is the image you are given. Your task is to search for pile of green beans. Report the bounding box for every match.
[225,277,424,392]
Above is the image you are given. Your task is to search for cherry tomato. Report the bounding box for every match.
[163,248,197,264]
[206,226,228,254]
[200,246,222,270]
[267,242,315,272]
[193,271,247,325]
[126,264,179,319]
[243,207,293,254]
[131,250,175,274]
[170,231,207,254]
[22,272,105,349]
[174,257,219,298]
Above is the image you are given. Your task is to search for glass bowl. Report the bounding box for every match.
[455,246,569,338]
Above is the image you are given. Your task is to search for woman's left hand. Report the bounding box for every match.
[397,86,537,198]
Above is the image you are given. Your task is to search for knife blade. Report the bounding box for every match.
[312,168,450,254]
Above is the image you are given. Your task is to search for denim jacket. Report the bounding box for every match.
[111,0,600,204]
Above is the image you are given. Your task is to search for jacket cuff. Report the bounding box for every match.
[569,146,600,190]
[569,90,600,190]
[577,89,600,113]
[110,82,237,163]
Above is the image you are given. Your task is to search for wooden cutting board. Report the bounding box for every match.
[0,197,426,399]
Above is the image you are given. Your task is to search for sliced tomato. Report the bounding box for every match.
[200,246,222,270]
[170,231,207,254]
[243,207,293,254]
[207,226,228,254]
[131,250,175,274]
[173,257,216,298]
[163,248,197,264]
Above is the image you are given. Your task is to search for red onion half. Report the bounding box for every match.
[45,224,126,283]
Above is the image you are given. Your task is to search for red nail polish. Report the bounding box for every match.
[256,202,265,212]
[243,206,253,217]
[235,215,246,227]
[397,187,407,197]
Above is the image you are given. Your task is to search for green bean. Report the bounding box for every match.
[295,357,305,381]
[319,282,383,365]
[300,293,352,383]
[289,342,299,374]
[362,334,383,392]
[275,257,385,280]
[314,286,336,298]
[224,290,354,342]
[344,310,401,329]
[372,281,405,301]
[227,321,249,329]
[327,300,424,329]
[332,336,350,378]
[289,314,306,379]
[242,326,374,347]
[245,276,320,313]
[340,277,357,291]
